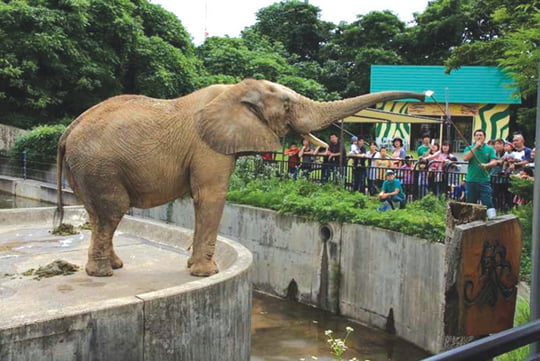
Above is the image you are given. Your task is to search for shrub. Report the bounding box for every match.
[495,297,530,361]
[10,124,66,168]
[512,203,533,282]
[227,164,446,243]
[509,175,534,202]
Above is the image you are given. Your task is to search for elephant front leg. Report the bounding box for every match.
[188,195,225,277]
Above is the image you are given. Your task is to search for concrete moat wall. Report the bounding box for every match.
[1,177,521,354]
[132,198,448,353]
[0,206,252,361]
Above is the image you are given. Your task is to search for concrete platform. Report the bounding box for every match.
[0,206,252,361]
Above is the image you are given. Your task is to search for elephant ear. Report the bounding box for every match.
[195,81,281,155]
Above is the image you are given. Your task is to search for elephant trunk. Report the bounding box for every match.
[293,91,425,133]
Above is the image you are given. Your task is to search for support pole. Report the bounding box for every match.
[445,87,451,143]
[530,62,540,358]
[340,119,345,186]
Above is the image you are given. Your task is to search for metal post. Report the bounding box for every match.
[529,62,540,354]
[340,119,344,186]
[22,150,27,180]
[445,87,451,143]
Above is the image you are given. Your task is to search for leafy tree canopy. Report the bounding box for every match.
[443,0,539,134]
[0,0,201,128]
[249,0,333,61]
[197,33,336,100]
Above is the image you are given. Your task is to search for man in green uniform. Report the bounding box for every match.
[417,135,431,157]
[463,129,499,219]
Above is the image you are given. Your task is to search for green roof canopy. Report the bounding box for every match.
[370,65,521,104]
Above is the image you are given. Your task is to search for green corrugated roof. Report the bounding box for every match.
[370,65,521,104]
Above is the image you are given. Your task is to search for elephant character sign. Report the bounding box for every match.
[55,79,424,277]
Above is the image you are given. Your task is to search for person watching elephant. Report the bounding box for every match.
[322,133,346,183]
[298,138,320,179]
[348,135,367,193]
[378,170,406,211]
[463,129,499,220]
[284,142,300,179]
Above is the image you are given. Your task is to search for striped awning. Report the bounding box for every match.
[344,108,442,124]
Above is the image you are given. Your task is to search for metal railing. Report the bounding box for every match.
[423,319,540,361]
[0,153,58,184]
[254,152,518,209]
[0,151,524,210]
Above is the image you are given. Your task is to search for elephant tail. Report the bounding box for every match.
[53,137,66,229]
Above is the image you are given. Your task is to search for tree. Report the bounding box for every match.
[317,11,406,97]
[400,0,474,65]
[250,0,332,61]
[444,0,540,134]
[197,34,335,100]
[0,0,201,128]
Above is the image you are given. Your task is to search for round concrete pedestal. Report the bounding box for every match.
[0,206,252,361]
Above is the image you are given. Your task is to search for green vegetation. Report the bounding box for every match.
[509,176,534,203]
[230,158,534,281]
[10,124,66,167]
[513,203,533,282]
[496,296,530,361]
[228,157,447,242]
[508,176,534,282]
[1,0,536,134]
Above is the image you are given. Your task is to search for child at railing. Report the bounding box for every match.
[416,159,429,199]
[399,155,415,202]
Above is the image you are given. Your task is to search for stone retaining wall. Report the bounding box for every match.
[0,124,26,151]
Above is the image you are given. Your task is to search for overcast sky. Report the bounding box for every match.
[150,0,431,45]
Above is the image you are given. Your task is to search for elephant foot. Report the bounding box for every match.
[86,258,113,277]
[111,252,124,269]
[189,259,219,277]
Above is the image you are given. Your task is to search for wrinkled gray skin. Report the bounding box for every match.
[56,79,425,277]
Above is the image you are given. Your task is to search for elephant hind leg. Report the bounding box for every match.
[80,180,130,277]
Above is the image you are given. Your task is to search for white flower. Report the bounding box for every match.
[346,326,354,333]
[324,330,333,335]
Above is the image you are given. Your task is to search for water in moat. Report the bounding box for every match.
[0,191,54,209]
[251,292,429,361]
[1,192,430,360]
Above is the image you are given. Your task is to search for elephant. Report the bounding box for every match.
[55,79,425,277]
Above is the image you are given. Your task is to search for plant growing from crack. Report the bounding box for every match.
[301,327,363,361]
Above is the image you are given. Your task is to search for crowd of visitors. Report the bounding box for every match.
[272,130,535,213]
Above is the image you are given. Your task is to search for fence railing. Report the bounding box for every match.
[0,152,521,210]
[423,318,540,361]
[0,153,58,184]
[252,153,517,209]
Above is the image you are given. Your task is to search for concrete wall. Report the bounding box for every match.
[0,177,458,353]
[132,199,447,353]
[0,175,79,205]
[0,124,26,151]
[0,207,252,361]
